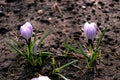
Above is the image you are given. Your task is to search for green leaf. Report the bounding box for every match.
[53,60,78,73]
[91,27,107,60]
[8,35,23,49]
[66,43,89,59]
[41,52,53,56]
[33,34,37,44]
[6,42,23,55]
[89,27,107,67]
[78,42,89,59]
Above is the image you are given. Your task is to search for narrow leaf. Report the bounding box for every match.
[7,42,23,55]
[53,60,78,73]
[38,30,52,46]
[78,42,89,59]
[91,27,107,60]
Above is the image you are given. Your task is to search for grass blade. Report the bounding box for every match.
[8,36,23,49]
[41,52,53,56]
[66,44,89,59]
[78,42,89,59]
[53,60,78,73]
[7,42,23,55]
[55,73,70,80]
[91,27,107,62]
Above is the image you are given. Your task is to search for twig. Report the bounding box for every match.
[53,1,63,17]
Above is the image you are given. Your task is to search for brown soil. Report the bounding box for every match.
[0,0,120,80]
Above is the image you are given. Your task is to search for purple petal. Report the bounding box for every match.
[84,22,97,42]
[20,22,33,41]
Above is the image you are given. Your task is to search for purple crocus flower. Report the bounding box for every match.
[20,22,33,42]
[84,22,97,42]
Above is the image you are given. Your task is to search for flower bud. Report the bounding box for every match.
[33,44,37,55]
[20,22,33,42]
[84,22,97,42]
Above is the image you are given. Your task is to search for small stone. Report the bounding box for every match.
[98,6,101,9]
[48,17,52,21]
[103,8,109,13]
[37,10,44,15]
[82,6,86,9]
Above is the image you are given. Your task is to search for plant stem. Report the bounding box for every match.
[52,57,55,70]
[26,38,35,66]
[55,73,70,80]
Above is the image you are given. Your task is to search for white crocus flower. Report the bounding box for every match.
[31,76,51,80]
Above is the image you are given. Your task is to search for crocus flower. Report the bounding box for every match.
[33,44,37,55]
[84,22,97,42]
[20,22,33,42]
[31,76,51,80]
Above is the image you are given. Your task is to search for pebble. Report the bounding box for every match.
[48,17,52,21]
[37,10,44,15]
[82,6,86,9]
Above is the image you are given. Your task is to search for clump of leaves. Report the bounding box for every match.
[7,22,52,66]
[51,57,78,80]
[64,22,107,68]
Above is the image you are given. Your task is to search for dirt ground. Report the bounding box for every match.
[0,0,120,80]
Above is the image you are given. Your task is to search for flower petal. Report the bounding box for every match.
[20,22,33,41]
[84,22,97,42]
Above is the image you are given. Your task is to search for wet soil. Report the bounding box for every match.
[0,0,120,80]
